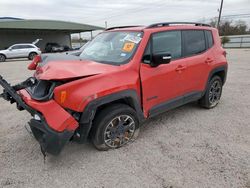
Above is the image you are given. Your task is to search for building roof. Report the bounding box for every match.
[0,19,104,33]
[0,17,24,21]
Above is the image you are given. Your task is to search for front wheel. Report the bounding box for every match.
[0,54,6,62]
[91,104,140,151]
[199,76,223,108]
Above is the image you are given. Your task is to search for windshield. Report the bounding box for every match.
[80,31,142,65]
[79,42,89,51]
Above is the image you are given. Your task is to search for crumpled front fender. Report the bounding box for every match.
[18,89,79,132]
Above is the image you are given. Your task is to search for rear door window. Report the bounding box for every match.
[183,30,206,56]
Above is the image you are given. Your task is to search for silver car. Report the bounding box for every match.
[0,43,41,62]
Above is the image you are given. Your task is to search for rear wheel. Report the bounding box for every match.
[91,104,140,151]
[0,54,6,62]
[28,52,37,60]
[199,76,223,108]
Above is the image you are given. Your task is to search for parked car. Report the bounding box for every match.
[0,22,228,156]
[63,42,90,56]
[0,43,41,62]
[45,43,69,53]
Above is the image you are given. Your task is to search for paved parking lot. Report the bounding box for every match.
[0,49,249,188]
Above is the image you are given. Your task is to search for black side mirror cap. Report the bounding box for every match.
[151,52,172,67]
[142,54,151,64]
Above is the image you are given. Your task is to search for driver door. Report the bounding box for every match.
[140,30,187,116]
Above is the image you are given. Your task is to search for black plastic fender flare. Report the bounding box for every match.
[76,89,145,143]
[202,65,228,96]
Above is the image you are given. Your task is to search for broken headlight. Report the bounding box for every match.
[26,79,59,101]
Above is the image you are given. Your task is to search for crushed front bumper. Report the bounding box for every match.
[29,118,74,155]
[0,75,78,155]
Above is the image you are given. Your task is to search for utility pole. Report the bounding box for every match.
[217,0,224,29]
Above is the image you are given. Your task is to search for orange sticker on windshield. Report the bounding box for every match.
[122,42,135,52]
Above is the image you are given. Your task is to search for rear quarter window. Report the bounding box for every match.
[23,45,34,48]
[183,30,206,56]
[205,30,214,49]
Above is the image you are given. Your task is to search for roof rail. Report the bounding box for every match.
[105,25,142,31]
[146,22,211,29]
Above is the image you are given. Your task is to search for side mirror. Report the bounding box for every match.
[9,48,12,51]
[151,52,171,67]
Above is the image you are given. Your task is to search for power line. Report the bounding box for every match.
[197,14,250,22]
[221,13,250,18]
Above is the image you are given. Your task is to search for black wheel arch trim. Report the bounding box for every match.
[0,53,6,58]
[76,89,144,143]
[80,89,144,124]
[209,65,227,84]
[203,65,227,96]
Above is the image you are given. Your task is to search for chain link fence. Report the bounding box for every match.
[223,35,250,48]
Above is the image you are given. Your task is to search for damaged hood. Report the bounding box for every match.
[35,54,119,80]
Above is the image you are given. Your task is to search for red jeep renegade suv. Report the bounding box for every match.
[0,22,228,155]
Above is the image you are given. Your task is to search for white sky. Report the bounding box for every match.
[0,0,249,40]
[0,0,249,28]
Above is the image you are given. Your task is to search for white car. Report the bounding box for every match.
[0,43,41,62]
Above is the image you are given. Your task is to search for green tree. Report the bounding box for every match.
[221,36,230,47]
[209,19,249,35]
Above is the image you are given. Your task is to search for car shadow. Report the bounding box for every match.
[45,101,202,163]
[5,58,30,62]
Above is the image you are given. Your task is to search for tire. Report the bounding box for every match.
[28,52,37,60]
[199,75,223,109]
[91,104,140,151]
[0,54,6,62]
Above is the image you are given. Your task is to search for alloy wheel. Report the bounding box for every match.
[209,80,222,106]
[104,115,136,148]
[0,55,5,62]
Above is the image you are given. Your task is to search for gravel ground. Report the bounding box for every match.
[0,49,249,188]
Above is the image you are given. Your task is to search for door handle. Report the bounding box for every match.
[205,58,213,64]
[162,55,171,60]
[175,65,186,72]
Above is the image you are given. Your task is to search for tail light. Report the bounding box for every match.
[26,79,58,101]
